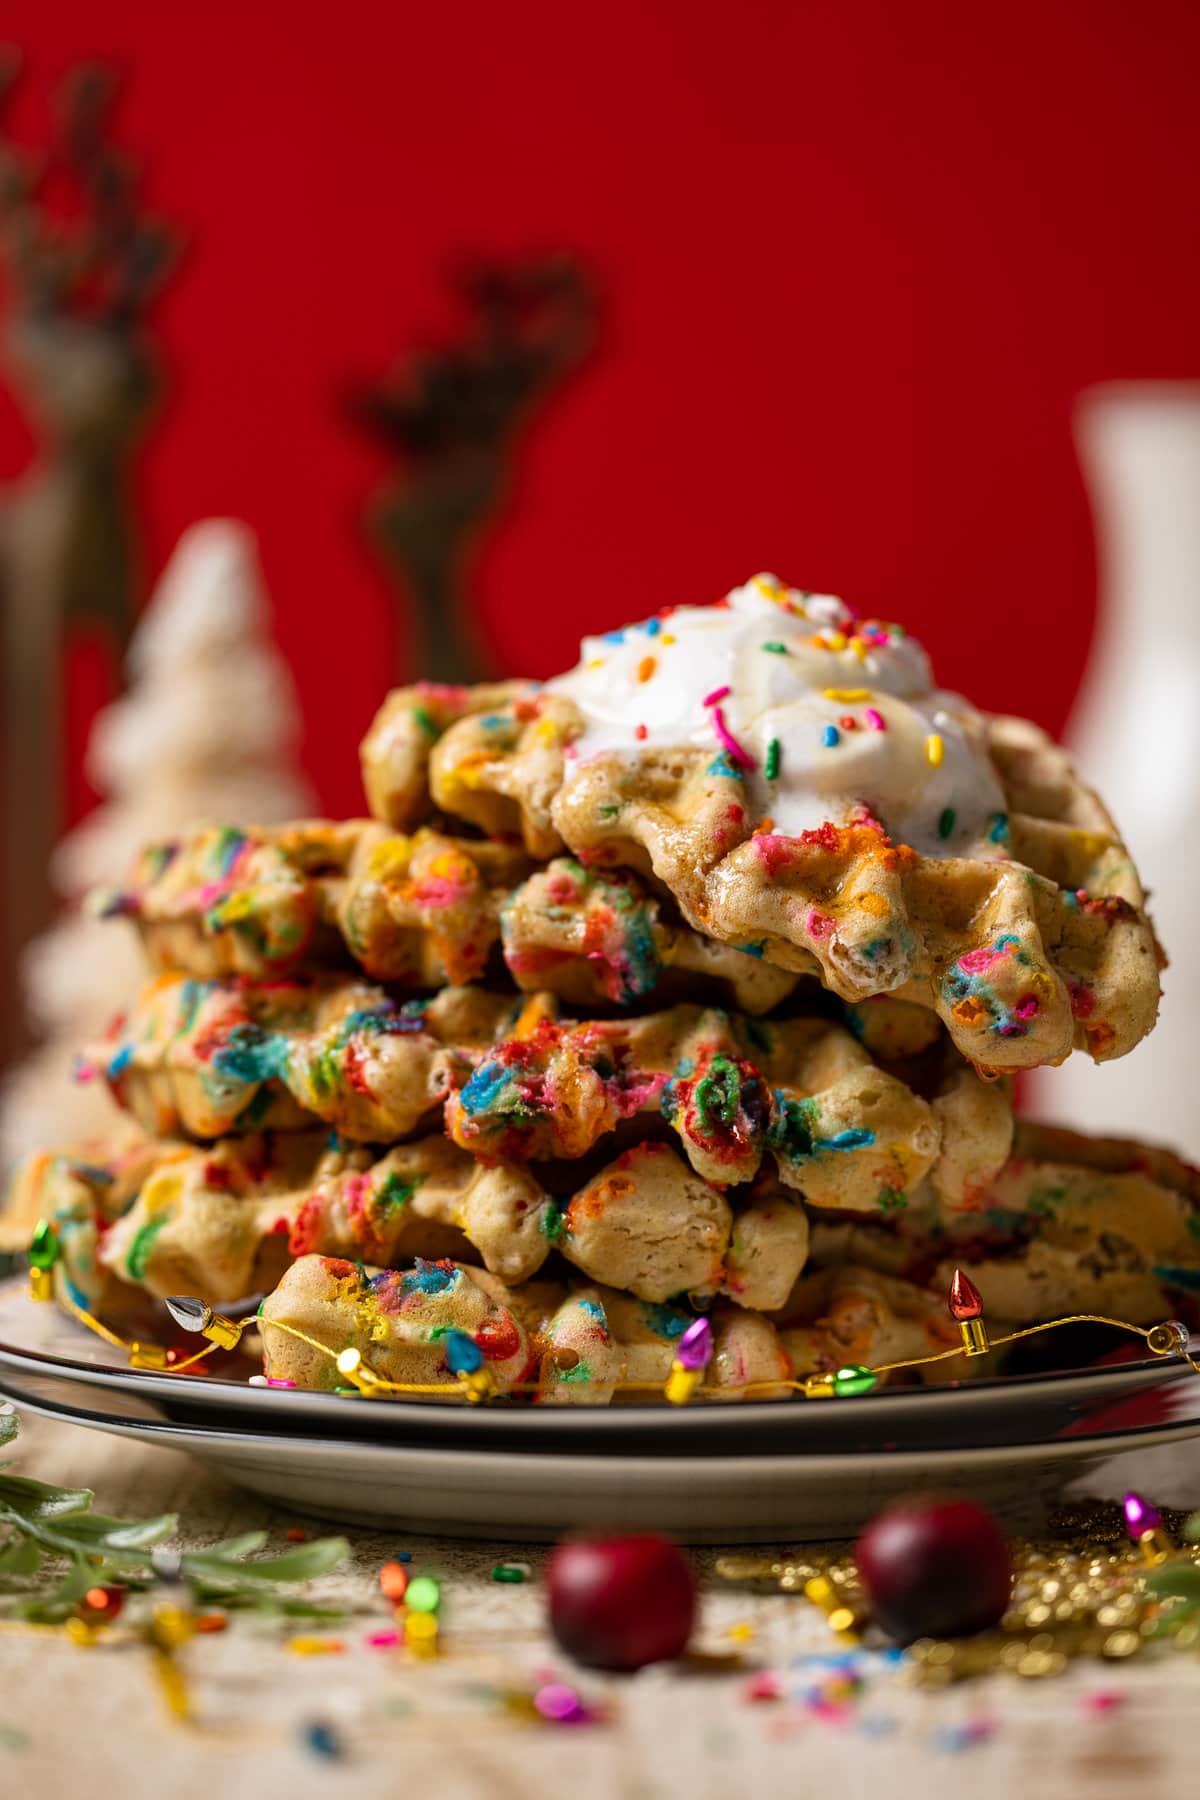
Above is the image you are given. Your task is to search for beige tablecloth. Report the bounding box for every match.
[1,1413,1198,1800]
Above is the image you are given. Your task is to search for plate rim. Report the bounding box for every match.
[8,1373,1200,1477]
[0,1276,1194,1455]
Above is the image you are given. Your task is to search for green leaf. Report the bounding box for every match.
[0,1536,40,1576]
[0,1504,162,1571]
[182,1536,349,1588]
[202,1531,268,1558]
[92,1514,178,1551]
[0,1415,347,1622]
[0,1473,94,1521]
[1145,1560,1200,1602]
[1182,1510,1200,1544]
[1149,1599,1200,1639]
[0,1411,16,1450]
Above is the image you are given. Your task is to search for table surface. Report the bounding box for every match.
[1,1411,1198,1800]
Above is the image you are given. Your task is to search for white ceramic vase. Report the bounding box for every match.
[1029,384,1200,1157]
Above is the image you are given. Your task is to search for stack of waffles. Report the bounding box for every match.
[6,574,1197,1402]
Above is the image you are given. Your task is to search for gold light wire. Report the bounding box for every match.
[47,1283,1200,1402]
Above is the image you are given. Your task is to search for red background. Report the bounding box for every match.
[4,1,1200,823]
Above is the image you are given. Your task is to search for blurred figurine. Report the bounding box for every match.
[1,520,313,1165]
[0,57,178,1062]
[350,253,598,683]
[1029,386,1200,1159]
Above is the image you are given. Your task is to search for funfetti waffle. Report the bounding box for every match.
[97,822,797,1014]
[368,574,1162,1073]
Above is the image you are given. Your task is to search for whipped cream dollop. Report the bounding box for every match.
[546,573,1009,858]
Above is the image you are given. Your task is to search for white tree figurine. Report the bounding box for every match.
[2,519,314,1164]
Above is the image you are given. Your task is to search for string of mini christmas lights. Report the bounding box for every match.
[25,1219,1200,1403]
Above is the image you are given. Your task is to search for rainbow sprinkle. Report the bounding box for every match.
[765,738,781,781]
[822,725,840,749]
[711,707,756,770]
[864,708,885,731]
[926,733,944,767]
[938,807,956,839]
[703,684,731,707]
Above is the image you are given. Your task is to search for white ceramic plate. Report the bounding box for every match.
[1,1279,1197,1540]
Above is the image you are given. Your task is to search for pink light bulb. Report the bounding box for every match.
[1123,1492,1163,1539]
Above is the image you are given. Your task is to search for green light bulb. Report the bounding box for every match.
[405,1575,441,1614]
[28,1220,60,1271]
[832,1364,877,1398]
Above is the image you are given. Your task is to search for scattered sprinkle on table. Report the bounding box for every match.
[405,1611,439,1650]
[405,1575,441,1614]
[744,1672,782,1702]
[534,1682,589,1724]
[931,1716,996,1753]
[491,1564,528,1583]
[379,1560,408,1602]
[300,1721,343,1761]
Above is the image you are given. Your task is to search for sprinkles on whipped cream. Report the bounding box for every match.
[545,573,1008,860]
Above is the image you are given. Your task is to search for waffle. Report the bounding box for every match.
[360,680,539,829]
[91,974,1003,1211]
[5,1131,539,1307]
[779,1264,961,1382]
[0,1136,165,1304]
[10,573,1183,1410]
[804,1119,1200,1324]
[260,1255,538,1395]
[384,577,1161,1073]
[93,820,534,988]
[33,1132,811,1314]
[33,1106,1195,1334]
[86,976,520,1142]
[256,1254,954,1403]
[442,999,1007,1210]
[498,856,797,1011]
[95,822,794,1014]
[20,1107,1199,1399]
[447,999,1012,1209]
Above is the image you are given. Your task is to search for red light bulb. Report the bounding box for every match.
[948,1268,990,1356]
[948,1268,984,1322]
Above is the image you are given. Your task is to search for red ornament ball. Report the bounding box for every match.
[546,1533,697,1670]
[855,1497,1012,1643]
